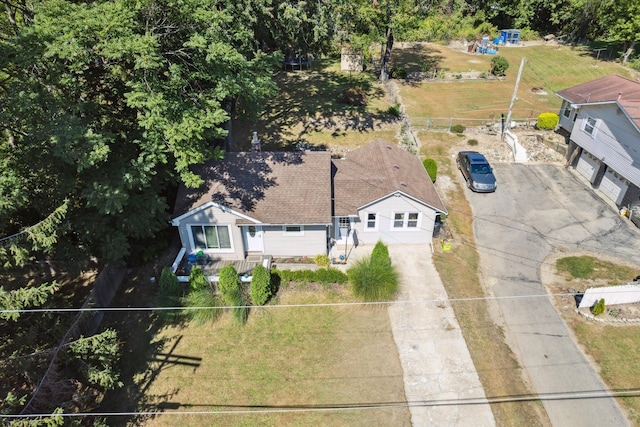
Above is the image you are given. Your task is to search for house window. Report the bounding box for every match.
[365,213,378,230]
[191,225,231,250]
[392,212,420,229]
[563,105,571,118]
[283,225,304,235]
[393,213,405,228]
[583,116,598,137]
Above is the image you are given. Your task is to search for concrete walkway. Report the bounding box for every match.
[349,244,495,426]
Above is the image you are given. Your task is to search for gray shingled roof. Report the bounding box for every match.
[333,139,447,216]
[173,151,332,224]
[557,74,640,129]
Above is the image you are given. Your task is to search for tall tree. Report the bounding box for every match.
[0,0,280,265]
[601,0,640,63]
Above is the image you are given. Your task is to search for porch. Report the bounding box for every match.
[171,248,272,283]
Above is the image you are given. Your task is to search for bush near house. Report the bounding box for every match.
[218,265,249,324]
[422,158,438,182]
[182,289,224,324]
[349,242,399,302]
[189,266,208,292]
[250,265,272,306]
[536,112,559,130]
[157,267,183,321]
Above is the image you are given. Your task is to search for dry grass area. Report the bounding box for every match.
[103,274,410,426]
[423,132,551,426]
[393,42,637,122]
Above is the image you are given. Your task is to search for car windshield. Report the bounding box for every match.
[471,164,491,174]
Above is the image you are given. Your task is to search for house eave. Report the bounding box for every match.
[358,191,448,215]
[171,201,261,226]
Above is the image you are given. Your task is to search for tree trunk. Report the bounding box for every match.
[379,25,394,82]
[622,40,636,64]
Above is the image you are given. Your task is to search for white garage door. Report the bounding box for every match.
[600,168,628,205]
[576,151,598,182]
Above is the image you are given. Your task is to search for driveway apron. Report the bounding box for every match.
[470,164,639,426]
[386,244,495,426]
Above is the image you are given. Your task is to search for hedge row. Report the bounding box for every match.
[272,267,348,284]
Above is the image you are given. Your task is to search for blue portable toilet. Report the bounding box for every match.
[500,29,520,45]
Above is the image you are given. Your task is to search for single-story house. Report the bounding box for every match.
[170,139,447,277]
[557,74,640,208]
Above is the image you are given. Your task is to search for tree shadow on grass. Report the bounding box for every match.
[390,43,445,74]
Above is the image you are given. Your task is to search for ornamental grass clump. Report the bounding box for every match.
[182,289,224,324]
[349,242,399,302]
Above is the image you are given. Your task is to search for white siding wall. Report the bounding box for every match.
[558,100,577,133]
[353,194,437,245]
[570,104,640,188]
[262,225,328,257]
[175,206,245,260]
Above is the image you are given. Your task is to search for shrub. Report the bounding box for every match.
[250,265,272,306]
[182,289,224,324]
[536,112,559,130]
[313,254,331,267]
[630,58,640,72]
[591,298,606,316]
[371,241,391,267]
[159,267,181,298]
[450,124,466,134]
[387,103,402,118]
[422,158,438,182]
[390,66,408,79]
[468,139,478,146]
[348,257,400,302]
[218,265,240,296]
[189,266,209,292]
[339,86,367,106]
[490,56,509,76]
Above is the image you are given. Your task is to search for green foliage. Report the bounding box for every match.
[390,66,408,79]
[468,139,479,146]
[630,58,640,72]
[591,298,606,316]
[536,112,559,130]
[422,158,438,182]
[272,268,348,285]
[218,265,241,299]
[313,254,331,267]
[557,256,595,279]
[490,56,509,77]
[189,266,209,293]
[450,124,466,134]
[348,256,400,302]
[371,241,391,268]
[67,329,123,390]
[158,267,182,299]
[0,282,59,321]
[182,289,224,324]
[250,265,272,306]
[387,103,402,118]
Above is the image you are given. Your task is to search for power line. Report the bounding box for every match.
[3,388,640,420]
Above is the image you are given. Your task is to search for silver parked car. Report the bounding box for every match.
[456,151,497,193]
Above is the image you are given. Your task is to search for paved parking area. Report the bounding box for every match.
[468,163,640,426]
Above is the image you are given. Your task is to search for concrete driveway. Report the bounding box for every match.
[467,163,640,426]
[383,244,495,426]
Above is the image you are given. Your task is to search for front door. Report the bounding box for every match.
[335,217,353,244]
[244,225,264,252]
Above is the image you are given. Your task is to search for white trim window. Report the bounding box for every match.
[190,225,232,250]
[392,212,420,230]
[283,225,304,236]
[563,105,572,118]
[365,212,378,231]
[583,116,598,137]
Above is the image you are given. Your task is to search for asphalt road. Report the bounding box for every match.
[466,163,640,427]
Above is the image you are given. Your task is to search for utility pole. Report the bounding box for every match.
[504,57,525,140]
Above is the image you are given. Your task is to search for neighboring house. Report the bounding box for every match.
[170,140,447,275]
[557,74,640,208]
